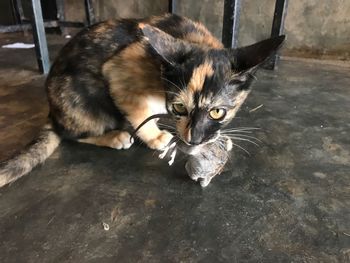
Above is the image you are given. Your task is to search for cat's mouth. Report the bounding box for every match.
[176,132,220,156]
[179,131,220,147]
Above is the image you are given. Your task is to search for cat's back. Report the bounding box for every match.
[48,19,140,77]
[147,14,223,49]
[47,14,223,85]
[49,14,222,73]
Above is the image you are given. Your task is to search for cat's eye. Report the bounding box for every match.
[172,103,187,115]
[209,108,226,120]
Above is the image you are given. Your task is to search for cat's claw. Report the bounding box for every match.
[159,142,176,159]
[168,148,177,166]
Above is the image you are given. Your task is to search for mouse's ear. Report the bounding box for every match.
[139,23,194,66]
[228,35,286,73]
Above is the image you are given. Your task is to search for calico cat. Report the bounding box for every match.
[0,14,284,187]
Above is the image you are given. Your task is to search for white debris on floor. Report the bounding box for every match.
[2,42,35,49]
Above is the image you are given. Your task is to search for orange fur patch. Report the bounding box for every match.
[188,62,214,93]
[176,117,191,143]
[102,42,169,145]
[174,62,214,116]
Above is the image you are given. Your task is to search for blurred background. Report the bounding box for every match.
[1,0,348,61]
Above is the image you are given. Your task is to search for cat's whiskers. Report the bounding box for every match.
[221,133,262,142]
[230,141,251,155]
[223,127,261,131]
[225,136,260,146]
[222,130,254,134]
[221,127,261,136]
[217,136,251,156]
[220,126,262,154]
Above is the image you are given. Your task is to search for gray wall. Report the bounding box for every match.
[176,0,350,60]
[64,0,167,23]
[64,0,350,60]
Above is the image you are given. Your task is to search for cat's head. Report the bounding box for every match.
[140,24,285,146]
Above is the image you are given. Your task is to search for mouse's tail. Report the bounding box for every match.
[0,122,61,187]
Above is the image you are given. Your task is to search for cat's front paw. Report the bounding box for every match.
[146,130,173,150]
[110,131,134,149]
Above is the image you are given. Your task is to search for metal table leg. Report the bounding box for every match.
[264,0,289,70]
[30,0,50,74]
[168,0,177,13]
[222,0,241,48]
[11,0,27,35]
[12,0,25,24]
[85,0,95,26]
[56,0,68,35]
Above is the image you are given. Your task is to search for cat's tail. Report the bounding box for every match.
[0,122,61,187]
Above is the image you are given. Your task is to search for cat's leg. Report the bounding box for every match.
[128,111,173,150]
[121,99,173,150]
[78,130,133,149]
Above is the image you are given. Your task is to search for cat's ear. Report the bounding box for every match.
[139,23,192,66]
[228,35,285,73]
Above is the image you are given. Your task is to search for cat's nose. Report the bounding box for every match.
[188,127,204,145]
[188,138,202,145]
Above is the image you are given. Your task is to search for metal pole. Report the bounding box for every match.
[12,0,24,23]
[85,0,96,26]
[56,0,68,35]
[222,0,241,48]
[168,0,177,14]
[13,0,28,35]
[30,0,50,74]
[264,0,288,70]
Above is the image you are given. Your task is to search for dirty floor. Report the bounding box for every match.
[0,33,349,262]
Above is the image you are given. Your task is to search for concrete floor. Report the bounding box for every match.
[0,33,350,263]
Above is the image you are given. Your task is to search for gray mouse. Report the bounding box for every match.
[131,114,232,187]
[160,135,232,187]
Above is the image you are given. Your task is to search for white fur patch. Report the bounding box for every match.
[147,96,167,115]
